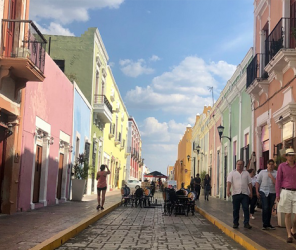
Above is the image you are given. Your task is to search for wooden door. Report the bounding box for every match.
[0,129,6,213]
[33,145,42,203]
[5,0,16,57]
[56,153,64,200]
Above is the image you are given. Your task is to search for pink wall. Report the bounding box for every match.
[208,116,221,197]
[18,54,73,211]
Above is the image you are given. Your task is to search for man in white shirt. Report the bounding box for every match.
[256,159,277,230]
[227,160,253,229]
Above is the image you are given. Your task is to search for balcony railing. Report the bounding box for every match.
[1,20,47,73]
[246,53,268,89]
[265,18,296,66]
[94,94,113,114]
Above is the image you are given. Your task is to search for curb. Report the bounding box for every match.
[29,201,122,250]
[195,205,267,250]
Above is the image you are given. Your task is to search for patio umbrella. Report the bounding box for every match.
[144,171,167,179]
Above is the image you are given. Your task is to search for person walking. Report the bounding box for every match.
[247,169,257,220]
[276,148,296,243]
[227,159,253,229]
[194,174,201,200]
[255,159,277,230]
[190,176,194,191]
[203,174,211,201]
[96,164,110,210]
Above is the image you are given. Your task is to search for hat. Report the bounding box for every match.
[286,148,296,155]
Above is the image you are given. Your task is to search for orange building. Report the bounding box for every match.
[246,0,296,169]
[0,0,46,213]
[174,124,192,189]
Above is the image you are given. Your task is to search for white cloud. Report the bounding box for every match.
[119,59,154,78]
[36,22,74,36]
[150,55,161,61]
[30,0,125,24]
[140,117,188,173]
[125,56,235,115]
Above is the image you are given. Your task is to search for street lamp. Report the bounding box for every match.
[196,144,204,155]
[217,124,231,141]
[187,154,196,177]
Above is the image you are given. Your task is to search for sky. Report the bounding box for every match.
[30,0,254,175]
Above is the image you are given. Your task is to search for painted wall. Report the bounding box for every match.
[18,54,73,211]
[44,30,94,103]
[72,83,92,161]
[102,67,129,190]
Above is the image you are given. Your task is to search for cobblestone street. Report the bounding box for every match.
[57,202,244,250]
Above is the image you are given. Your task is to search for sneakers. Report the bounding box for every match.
[268,225,276,230]
[262,225,276,230]
[244,223,252,229]
[250,215,255,219]
[287,237,293,243]
[233,224,239,229]
[101,206,104,210]
[96,205,100,210]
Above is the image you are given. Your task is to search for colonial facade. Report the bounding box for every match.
[44,28,112,194]
[72,82,92,194]
[18,54,73,212]
[126,117,143,181]
[175,124,192,189]
[246,0,296,169]
[189,49,253,200]
[103,66,129,191]
[0,0,46,214]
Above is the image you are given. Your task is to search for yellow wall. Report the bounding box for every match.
[176,125,192,189]
[103,66,129,190]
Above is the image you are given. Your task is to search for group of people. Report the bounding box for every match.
[190,173,211,201]
[227,148,296,243]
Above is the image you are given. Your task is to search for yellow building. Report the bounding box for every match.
[103,66,129,191]
[167,166,174,180]
[175,124,192,189]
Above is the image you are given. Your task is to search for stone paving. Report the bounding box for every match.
[57,199,244,250]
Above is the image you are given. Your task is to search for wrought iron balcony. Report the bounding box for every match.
[265,18,296,66]
[246,53,268,89]
[94,95,113,124]
[1,20,47,78]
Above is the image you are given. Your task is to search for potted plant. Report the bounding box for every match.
[72,153,89,201]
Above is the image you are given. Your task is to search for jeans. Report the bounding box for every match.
[249,195,257,214]
[195,185,201,199]
[232,194,250,225]
[259,191,276,227]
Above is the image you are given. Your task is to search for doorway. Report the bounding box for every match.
[5,0,16,57]
[262,151,269,169]
[56,153,64,200]
[33,145,42,203]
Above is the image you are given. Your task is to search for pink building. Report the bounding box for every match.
[17,54,74,211]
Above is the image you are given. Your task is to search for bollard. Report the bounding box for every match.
[155,199,157,204]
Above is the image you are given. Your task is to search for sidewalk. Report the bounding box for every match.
[195,196,296,250]
[0,190,122,250]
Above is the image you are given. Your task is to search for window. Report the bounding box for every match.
[54,60,65,72]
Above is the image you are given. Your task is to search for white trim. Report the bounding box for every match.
[60,131,70,144]
[31,117,51,209]
[36,116,51,134]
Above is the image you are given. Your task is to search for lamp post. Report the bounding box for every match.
[217,124,231,200]
[187,154,196,177]
[217,124,231,141]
